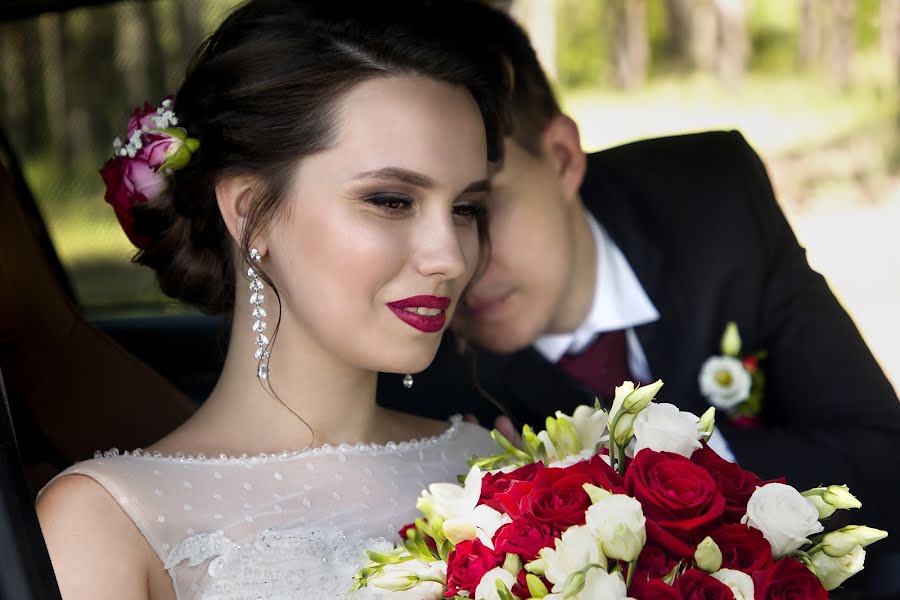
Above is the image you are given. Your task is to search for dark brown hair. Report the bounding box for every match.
[132,0,509,314]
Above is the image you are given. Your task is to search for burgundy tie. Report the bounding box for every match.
[557,329,634,401]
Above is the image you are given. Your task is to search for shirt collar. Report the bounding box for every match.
[534,211,659,362]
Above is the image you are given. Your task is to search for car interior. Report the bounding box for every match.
[1,0,898,598]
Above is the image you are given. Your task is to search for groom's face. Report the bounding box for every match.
[455,135,580,353]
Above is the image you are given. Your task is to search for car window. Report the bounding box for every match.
[0,0,241,318]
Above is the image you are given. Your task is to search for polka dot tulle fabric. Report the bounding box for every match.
[52,416,496,599]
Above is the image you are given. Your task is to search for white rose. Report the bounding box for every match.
[632,403,703,458]
[699,356,752,411]
[742,483,824,557]
[585,494,646,562]
[474,566,518,600]
[536,525,606,591]
[368,559,446,599]
[811,544,866,590]
[711,568,754,600]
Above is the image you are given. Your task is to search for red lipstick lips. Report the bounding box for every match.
[387,295,452,333]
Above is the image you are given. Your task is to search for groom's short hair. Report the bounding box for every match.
[472,2,562,156]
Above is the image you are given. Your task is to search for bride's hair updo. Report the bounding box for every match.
[133,0,509,314]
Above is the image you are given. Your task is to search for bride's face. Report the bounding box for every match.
[263,76,489,373]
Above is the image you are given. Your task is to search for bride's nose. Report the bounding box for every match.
[410,211,470,281]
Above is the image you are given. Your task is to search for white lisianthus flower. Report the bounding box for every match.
[543,568,633,600]
[369,559,446,599]
[548,448,598,469]
[534,525,606,591]
[711,568,754,600]
[418,466,510,548]
[811,545,866,590]
[474,566,518,600]
[699,356,752,412]
[584,494,646,562]
[632,403,703,458]
[559,405,609,452]
[742,483,824,557]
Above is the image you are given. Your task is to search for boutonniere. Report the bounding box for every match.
[698,321,766,427]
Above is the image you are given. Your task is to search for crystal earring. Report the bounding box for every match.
[403,374,414,388]
[248,248,270,381]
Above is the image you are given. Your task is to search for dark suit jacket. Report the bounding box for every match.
[378,130,900,547]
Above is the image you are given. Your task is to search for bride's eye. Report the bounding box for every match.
[364,193,414,214]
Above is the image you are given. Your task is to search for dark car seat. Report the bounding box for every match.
[0,129,196,495]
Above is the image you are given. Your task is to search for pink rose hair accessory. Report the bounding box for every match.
[99,97,199,249]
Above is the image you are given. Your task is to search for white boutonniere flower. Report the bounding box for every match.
[698,322,765,425]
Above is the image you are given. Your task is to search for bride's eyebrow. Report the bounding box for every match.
[352,167,489,194]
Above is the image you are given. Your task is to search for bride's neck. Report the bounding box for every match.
[196,317,384,453]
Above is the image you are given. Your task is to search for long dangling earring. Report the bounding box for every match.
[403,374,414,388]
[248,248,270,381]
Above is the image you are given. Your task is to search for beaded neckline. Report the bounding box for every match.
[96,415,464,465]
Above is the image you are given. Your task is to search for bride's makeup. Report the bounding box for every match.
[386,295,452,332]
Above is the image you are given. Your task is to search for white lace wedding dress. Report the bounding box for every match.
[50,415,496,599]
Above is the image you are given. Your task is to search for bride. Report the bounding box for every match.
[36,1,508,598]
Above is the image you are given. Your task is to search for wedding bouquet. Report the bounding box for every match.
[353,381,887,599]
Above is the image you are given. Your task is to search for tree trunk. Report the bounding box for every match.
[38,13,71,172]
[883,0,900,84]
[116,1,167,105]
[798,0,823,70]
[1,26,29,154]
[826,0,856,89]
[663,0,693,69]
[177,0,206,68]
[715,0,748,89]
[610,0,649,90]
[691,0,718,74]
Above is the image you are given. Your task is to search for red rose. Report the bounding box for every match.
[510,569,549,599]
[99,156,163,249]
[691,444,785,523]
[492,517,555,561]
[480,463,542,504]
[552,454,625,492]
[742,356,759,372]
[752,558,828,600]
[633,543,680,580]
[626,450,725,548]
[708,524,774,574]
[520,474,591,532]
[631,577,684,600]
[444,538,501,597]
[675,568,735,599]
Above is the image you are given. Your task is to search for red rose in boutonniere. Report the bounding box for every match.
[698,322,766,427]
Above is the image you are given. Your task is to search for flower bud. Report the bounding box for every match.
[526,573,549,598]
[502,553,522,575]
[811,545,866,590]
[694,536,723,572]
[583,483,612,504]
[698,407,716,440]
[823,485,862,510]
[721,321,742,356]
[821,526,888,557]
[562,571,586,597]
[623,380,664,414]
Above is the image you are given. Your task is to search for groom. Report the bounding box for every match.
[379,3,900,547]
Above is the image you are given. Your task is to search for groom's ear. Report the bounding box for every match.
[539,114,586,205]
[216,174,267,254]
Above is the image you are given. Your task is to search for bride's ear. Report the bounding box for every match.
[216,175,267,255]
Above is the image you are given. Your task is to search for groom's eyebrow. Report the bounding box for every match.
[353,167,490,193]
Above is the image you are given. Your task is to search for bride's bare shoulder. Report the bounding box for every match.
[37,474,158,600]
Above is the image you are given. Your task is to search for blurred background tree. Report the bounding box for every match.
[0,0,898,387]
